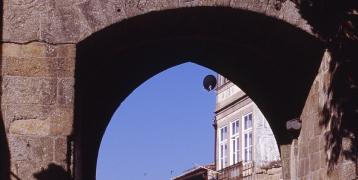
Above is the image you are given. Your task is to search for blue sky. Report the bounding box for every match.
[96,62,216,180]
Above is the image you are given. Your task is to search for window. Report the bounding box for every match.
[220,126,228,141]
[230,120,240,165]
[231,120,239,135]
[220,143,228,169]
[232,137,240,164]
[244,113,252,130]
[243,113,253,162]
[219,126,228,169]
[244,132,253,162]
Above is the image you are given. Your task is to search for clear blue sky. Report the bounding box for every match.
[96,62,216,180]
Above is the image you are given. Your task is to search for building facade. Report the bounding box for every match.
[214,75,282,179]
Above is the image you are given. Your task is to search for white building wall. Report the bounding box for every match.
[253,105,281,167]
[215,76,280,171]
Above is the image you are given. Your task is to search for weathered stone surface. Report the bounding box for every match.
[178,0,202,8]
[55,137,68,165]
[296,18,314,34]
[15,161,49,180]
[4,57,57,77]
[124,0,165,17]
[309,138,319,153]
[2,109,10,133]
[318,169,326,180]
[247,0,268,14]
[2,43,22,57]
[293,52,358,180]
[319,135,325,151]
[4,104,72,135]
[313,115,322,136]
[8,135,53,162]
[230,0,250,9]
[12,161,68,180]
[319,50,331,73]
[4,104,54,134]
[5,105,55,123]
[264,0,280,18]
[311,171,318,180]
[298,159,305,177]
[10,161,18,180]
[301,93,320,117]
[320,150,327,169]
[199,0,231,6]
[40,1,91,43]
[1,37,75,178]
[9,120,51,136]
[2,0,310,44]
[340,161,357,179]
[77,0,108,31]
[1,43,76,77]
[280,144,291,179]
[2,42,76,58]
[49,108,73,136]
[2,0,45,42]
[2,76,57,105]
[21,42,49,58]
[99,0,127,25]
[57,78,75,106]
[304,158,309,177]
[1,56,76,78]
[55,58,75,77]
[309,152,320,171]
[290,139,298,179]
[52,44,77,58]
[299,143,308,159]
[280,0,300,24]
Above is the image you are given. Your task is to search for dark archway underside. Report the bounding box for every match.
[75,7,324,179]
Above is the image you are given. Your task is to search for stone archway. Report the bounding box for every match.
[75,7,323,179]
[3,0,311,43]
[4,1,356,180]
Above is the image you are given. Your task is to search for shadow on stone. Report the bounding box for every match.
[295,0,358,173]
[320,50,358,172]
[33,163,71,180]
[297,0,358,172]
[10,172,21,180]
[274,0,358,174]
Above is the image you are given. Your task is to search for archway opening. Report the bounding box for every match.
[75,6,324,179]
[96,62,216,179]
[96,62,282,179]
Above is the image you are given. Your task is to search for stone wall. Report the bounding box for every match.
[256,167,282,180]
[293,50,357,179]
[1,42,76,180]
[2,0,311,44]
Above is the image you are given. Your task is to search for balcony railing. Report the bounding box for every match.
[218,161,254,180]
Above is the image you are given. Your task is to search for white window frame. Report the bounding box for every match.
[220,126,228,142]
[231,120,240,136]
[242,113,253,163]
[219,126,228,169]
[230,120,240,165]
[244,113,253,130]
[231,136,240,165]
[219,142,228,169]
